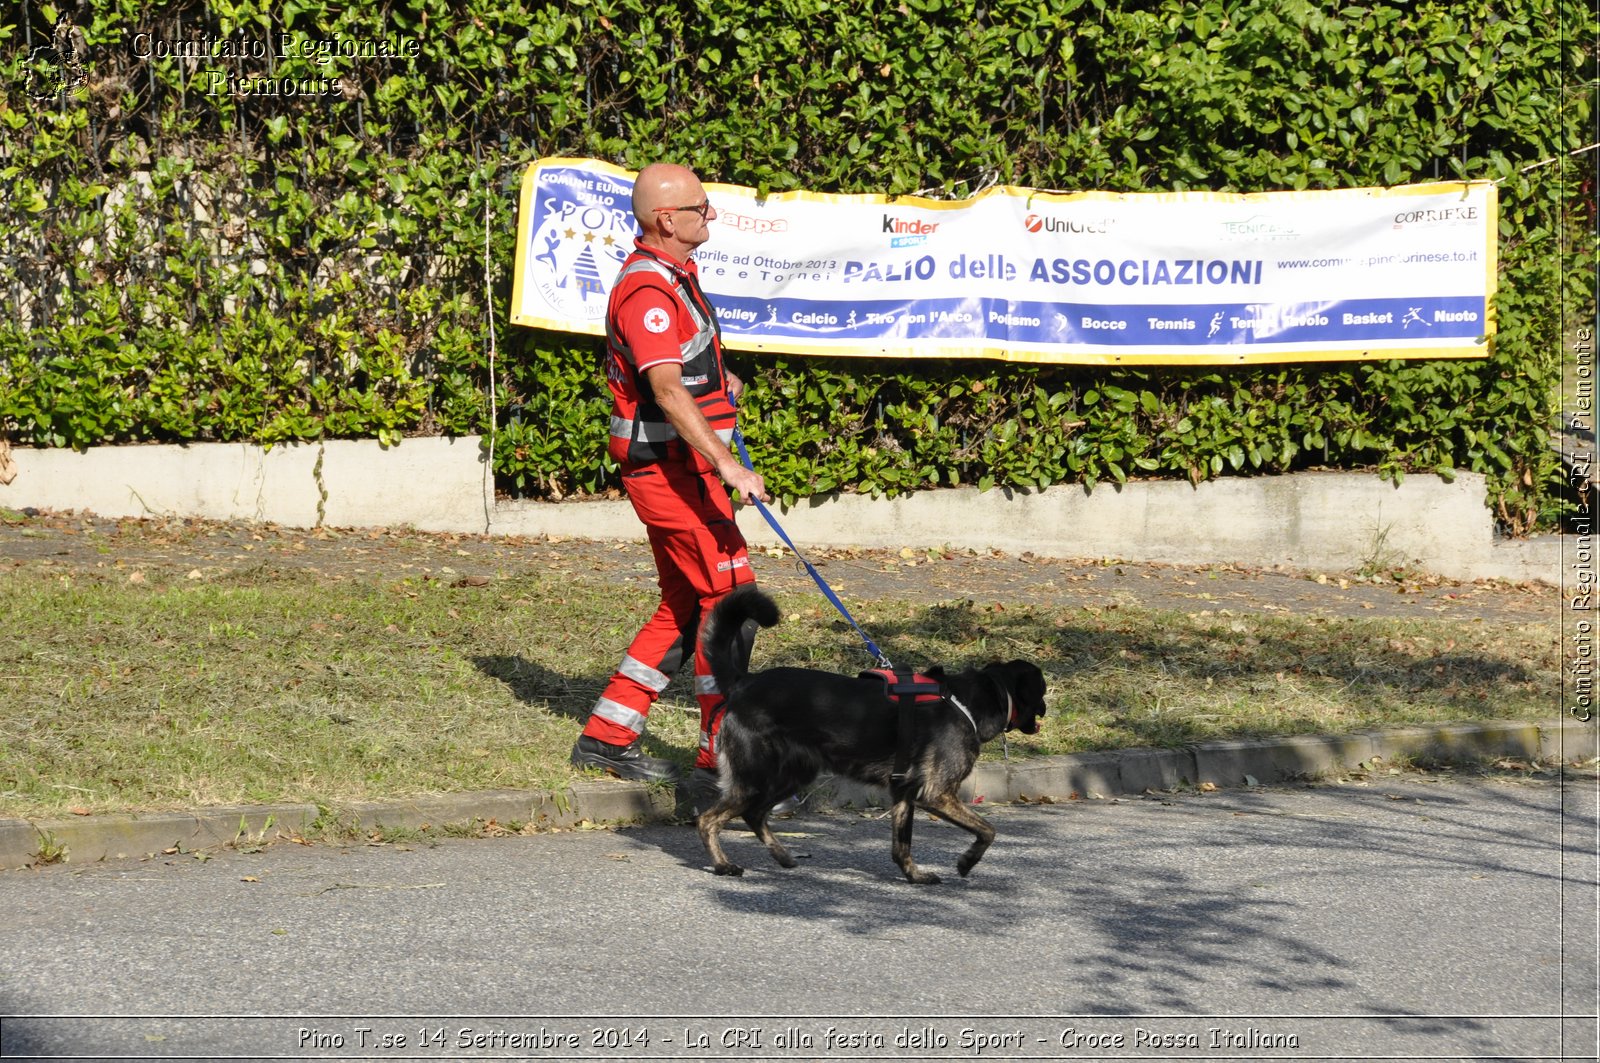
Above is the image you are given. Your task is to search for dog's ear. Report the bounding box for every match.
[924,664,946,679]
[1008,659,1044,682]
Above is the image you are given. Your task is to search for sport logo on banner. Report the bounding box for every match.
[510,157,1498,366]
[518,164,637,323]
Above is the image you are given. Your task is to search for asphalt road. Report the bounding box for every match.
[1,773,1596,1062]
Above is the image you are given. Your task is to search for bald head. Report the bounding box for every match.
[632,162,717,255]
[632,163,700,220]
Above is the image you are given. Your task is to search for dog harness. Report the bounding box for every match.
[861,667,977,784]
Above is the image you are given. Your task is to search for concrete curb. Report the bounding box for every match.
[3,720,1592,871]
[812,719,1594,809]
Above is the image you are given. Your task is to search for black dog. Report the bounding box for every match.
[697,586,1047,884]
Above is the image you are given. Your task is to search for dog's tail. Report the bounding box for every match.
[702,585,780,697]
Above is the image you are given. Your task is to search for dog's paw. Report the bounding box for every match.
[712,863,745,877]
[956,856,980,877]
[908,869,942,885]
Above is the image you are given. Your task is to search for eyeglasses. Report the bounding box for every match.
[652,199,712,220]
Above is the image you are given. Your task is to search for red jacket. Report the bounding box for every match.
[603,242,738,468]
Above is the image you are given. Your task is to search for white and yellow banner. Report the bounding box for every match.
[511,158,1497,365]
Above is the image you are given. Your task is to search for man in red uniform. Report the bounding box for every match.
[571,162,770,789]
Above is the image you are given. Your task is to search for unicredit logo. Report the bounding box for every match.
[1023,214,1110,235]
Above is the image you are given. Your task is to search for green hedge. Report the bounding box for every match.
[1,0,1593,532]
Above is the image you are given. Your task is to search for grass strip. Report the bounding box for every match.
[0,562,1562,818]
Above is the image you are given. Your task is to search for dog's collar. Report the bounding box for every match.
[948,693,979,735]
[985,672,1019,732]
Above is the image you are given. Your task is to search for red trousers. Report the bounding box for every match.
[580,458,753,770]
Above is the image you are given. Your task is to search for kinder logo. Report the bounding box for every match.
[718,209,789,235]
[883,215,939,236]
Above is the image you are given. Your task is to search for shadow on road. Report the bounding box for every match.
[660,771,1592,1027]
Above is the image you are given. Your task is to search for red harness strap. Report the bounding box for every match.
[861,668,944,704]
[862,667,945,786]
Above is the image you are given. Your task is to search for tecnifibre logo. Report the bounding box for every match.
[24,16,88,100]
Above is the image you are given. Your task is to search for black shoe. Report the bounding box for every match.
[570,735,682,784]
[689,767,722,818]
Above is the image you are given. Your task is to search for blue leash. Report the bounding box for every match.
[729,423,893,670]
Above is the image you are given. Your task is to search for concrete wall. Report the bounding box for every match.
[0,436,1557,582]
[0,436,490,533]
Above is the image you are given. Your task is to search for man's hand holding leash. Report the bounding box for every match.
[724,464,769,507]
